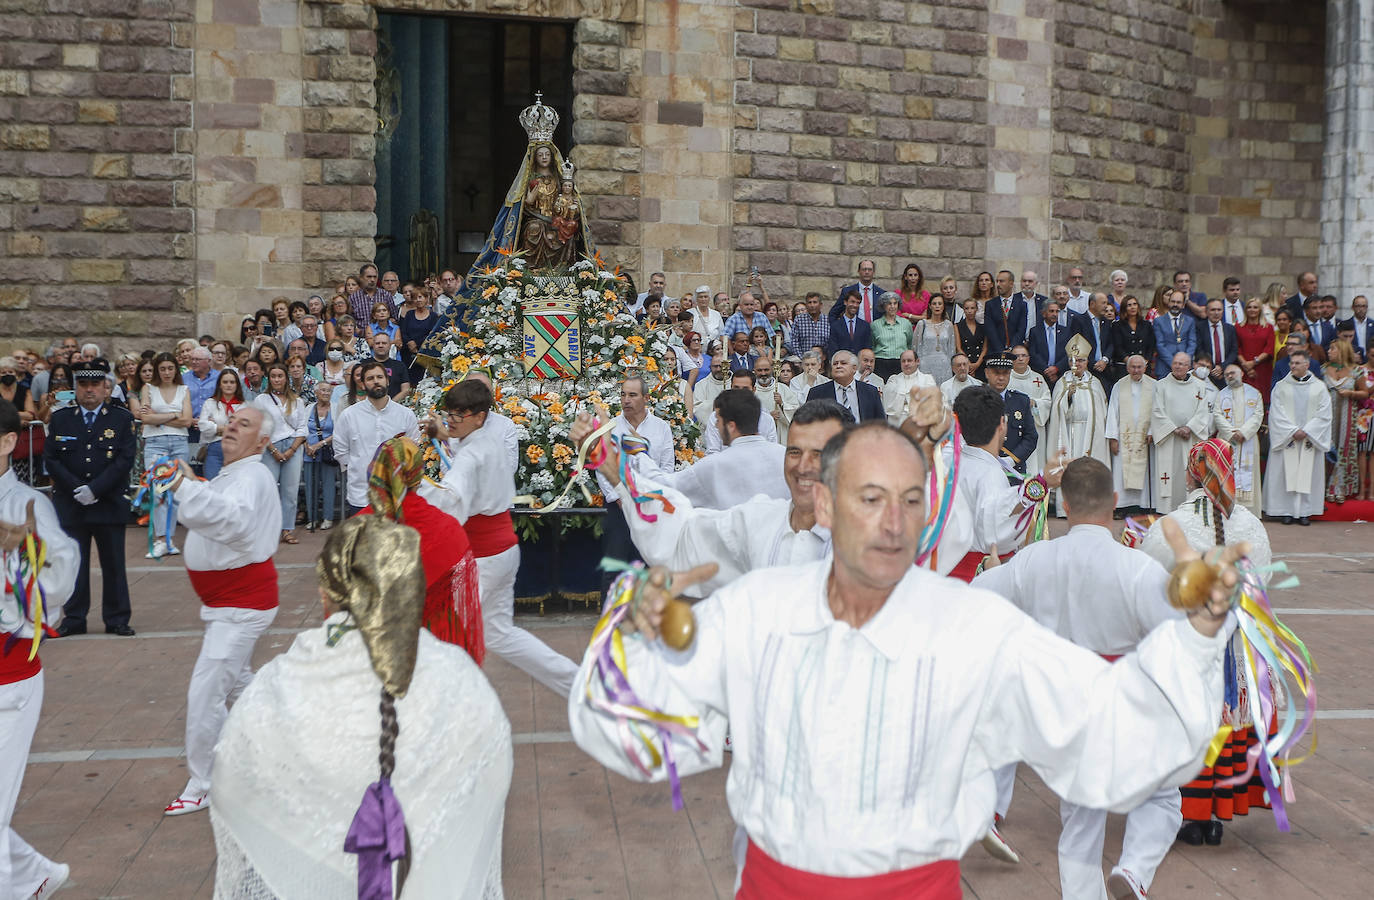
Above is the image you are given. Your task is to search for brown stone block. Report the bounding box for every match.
[5,262,63,290]
[108,126,175,153]
[128,259,193,284]
[110,285,178,309]
[43,233,101,258]
[69,258,124,283]
[126,20,171,45]
[213,0,260,25]
[110,181,174,207]
[99,45,140,73]
[52,125,109,153]
[0,286,30,309]
[41,179,109,204]
[3,41,60,68]
[802,110,847,135]
[0,71,28,97]
[130,153,191,180]
[7,232,42,256]
[94,73,169,99]
[573,69,629,96]
[322,55,373,82]
[321,158,372,185]
[21,151,85,177]
[196,102,261,129]
[77,99,118,124]
[16,97,75,124]
[0,125,49,151]
[31,71,92,97]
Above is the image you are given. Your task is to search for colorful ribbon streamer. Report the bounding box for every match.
[2,532,49,662]
[583,558,704,811]
[131,456,185,559]
[615,435,675,523]
[915,416,961,567]
[1203,559,1316,833]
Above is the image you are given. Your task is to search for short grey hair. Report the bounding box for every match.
[1109,269,1128,282]
[239,404,273,440]
[880,291,900,308]
[801,349,823,364]
[0,356,15,370]
[830,350,858,367]
[81,342,101,358]
[301,315,318,327]
[190,346,211,360]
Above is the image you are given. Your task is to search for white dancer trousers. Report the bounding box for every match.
[184,605,278,797]
[1058,786,1182,899]
[0,672,61,900]
[477,546,578,697]
[994,761,1016,819]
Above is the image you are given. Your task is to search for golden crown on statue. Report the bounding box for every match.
[519,92,560,143]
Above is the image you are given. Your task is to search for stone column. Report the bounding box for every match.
[985,0,1054,275]
[1320,0,1374,312]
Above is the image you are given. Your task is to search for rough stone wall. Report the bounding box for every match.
[1050,0,1195,287]
[730,0,990,301]
[1188,0,1323,298]
[0,0,196,353]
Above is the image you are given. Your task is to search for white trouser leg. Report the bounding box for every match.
[993,762,1017,819]
[1058,799,1109,900]
[1118,786,1182,889]
[0,673,59,900]
[477,546,579,697]
[184,605,278,797]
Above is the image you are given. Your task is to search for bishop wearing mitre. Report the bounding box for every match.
[1150,351,1211,513]
[1048,334,1108,516]
[1105,354,1155,512]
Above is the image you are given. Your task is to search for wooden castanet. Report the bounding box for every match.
[659,597,696,650]
[1167,558,1219,611]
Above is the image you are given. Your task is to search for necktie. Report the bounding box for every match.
[1092,318,1100,360]
[848,318,854,339]
[862,286,871,321]
[1046,324,1055,360]
[1212,324,1222,364]
[1172,316,1180,341]
[1230,302,1241,324]
[84,409,95,427]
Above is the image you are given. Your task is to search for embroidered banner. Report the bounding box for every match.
[521,298,581,379]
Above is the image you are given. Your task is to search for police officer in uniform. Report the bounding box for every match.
[42,359,138,636]
[982,353,1038,474]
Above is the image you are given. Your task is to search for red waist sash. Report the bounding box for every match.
[465,512,517,559]
[738,840,960,900]
[0,633,41,685]
[187,559,279,610]
[949,549,1015,583]
[1100,653,1122,662]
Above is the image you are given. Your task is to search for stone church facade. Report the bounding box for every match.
[0,0,1354,351]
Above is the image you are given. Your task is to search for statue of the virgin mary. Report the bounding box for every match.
[416,94,597,372]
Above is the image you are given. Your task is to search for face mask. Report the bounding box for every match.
[327,350,343,361]
[0,374,14,386]
[1194,366,1209,379]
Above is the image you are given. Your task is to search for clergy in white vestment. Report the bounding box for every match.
[1191,357,1219,419]
[1213,364,1264,520]
[569,421,1238,897]
[940,352,982,409]
[650,389,788,510]
[1263,350,1332,522]
[1008,345,1052,475]
[422,380,581,697]
[163,404,281,817]
[1105,355,1156,512]
[570,399,847,598]
[1048,338,1108,516]
[0,399,79,899]
[752,356,800,444]
[702,370,778,453]
[883,350,937,425]
[692,356,731,423]
[211,516,513,900]
[1150,352,1212,516]
[973,458,1187,900]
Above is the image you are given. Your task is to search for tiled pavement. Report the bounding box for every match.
[12,519,1374,898]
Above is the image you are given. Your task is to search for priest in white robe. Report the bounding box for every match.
[1151,352,1211,514]
[1263,349,1332,523]
[1105,355,1155,512]
[752,357,799,444]
[1008,345,1052,475]
[569,421,1240,896]
[882,349,937,425]
[692,356,731,423]
[1213,364,1264,520]
[940,353,982,409]
[1048,336,1108,516]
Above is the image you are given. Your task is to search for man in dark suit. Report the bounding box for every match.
[1198,297,1239,387]
[1340,294,1373,363]
[1016,270,1049,337]
[1299,295,1331,363]
[825,291,873,357]
[982,354,1038,473]
[1173,270,1210,321]
[807,351,884,421]
[1027,297,1071,385]
[725,331,758,372]
[1069,292,1116,388]
[1283,271,1320,323]
[985,269,1029,357]
[828,258,885,322]
[43,359,137,636]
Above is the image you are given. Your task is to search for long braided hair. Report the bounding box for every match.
[379,688,412,892]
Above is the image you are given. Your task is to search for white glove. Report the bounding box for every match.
[73,485,96,506]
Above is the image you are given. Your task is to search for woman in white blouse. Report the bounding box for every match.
[253,362,309,545]
[137,352,193,558]
[789,349,831,395]
[197,369,247,480]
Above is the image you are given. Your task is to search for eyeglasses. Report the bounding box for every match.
[444,411,478,423]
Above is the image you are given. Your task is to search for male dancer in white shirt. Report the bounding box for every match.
[0,399,79,897]
[163,404,280,816]
[421,380,579,696]
[570,420,1244,896]
[974,458,1188,900]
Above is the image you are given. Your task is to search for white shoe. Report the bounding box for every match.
[723,732,732,753]
[980,817,1020,864]
[145,539,167,560]
[165,542,180,556]
[31,863,69,897]
[164,792,209,816]
[1107,867,1147,900]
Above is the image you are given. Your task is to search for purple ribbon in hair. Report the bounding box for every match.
[343,778,407,900]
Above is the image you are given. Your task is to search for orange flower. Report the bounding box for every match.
[496,246,512,257]
[481,285,498,299]
[645,358,658,372]
[552,443,573,463]
[526,445,545,464]
[549,400,565,417]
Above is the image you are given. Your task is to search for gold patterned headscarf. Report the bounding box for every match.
[366,436,425,523]
[316,516,425,697]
